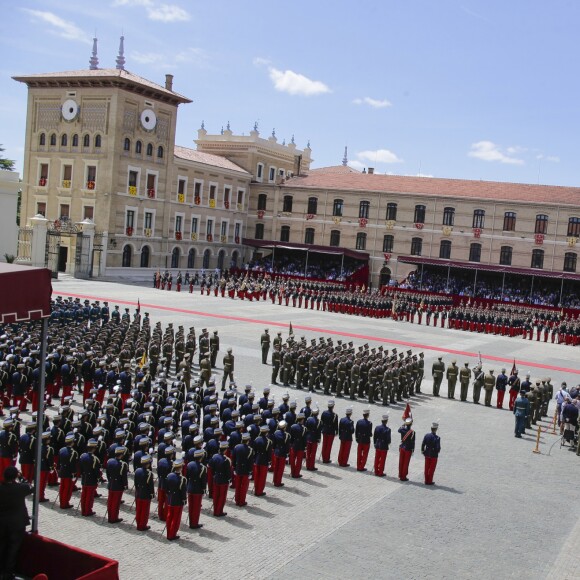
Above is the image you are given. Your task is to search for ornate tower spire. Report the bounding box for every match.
[342,146,348,166]
[116,36,126,70]
[89,37,99,70]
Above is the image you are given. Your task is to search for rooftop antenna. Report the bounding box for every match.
[342,146,348,166]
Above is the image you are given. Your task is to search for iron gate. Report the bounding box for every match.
[45,230,61,279]
[75,233,92,279]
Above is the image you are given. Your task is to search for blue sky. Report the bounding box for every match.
[2,0,579,186]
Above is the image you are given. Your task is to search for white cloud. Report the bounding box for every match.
[112,0,189,22]
[253,57,271,67]
[130,47,208,69]
[536,153,560,163]
[468,141,524,165]
[268,67,331,96]
[22,9,89,43]
[348,160,366,171]
[357,149,403,164]
[353,96,392,109]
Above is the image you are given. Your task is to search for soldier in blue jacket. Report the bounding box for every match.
[398,418,415,481]
[57,432,78,508]
[105,446,128,523]
[157,445,174,521]
[233,432,254,505]
[209,440,231,517]
[513,389,530,438]
[305,408,321,471]
[320,400,338,463]
[338,408,354,467]
[355,408,372,471]
[289,413,307,478]
[252,426,271,497]
[186,449,207,529]
[18,422,36,483]
[373,414,391,477]
[165,459,187,540]
[79,439,100,516]
[272,421,290,487]
[134,453,155,531]
[421,422,441,485]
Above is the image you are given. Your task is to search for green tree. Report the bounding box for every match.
[0,144,15,171]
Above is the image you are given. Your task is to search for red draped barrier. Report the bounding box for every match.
[16,533,119,580]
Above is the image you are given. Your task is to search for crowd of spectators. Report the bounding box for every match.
[400,267,580,308]
[244,252,361,281]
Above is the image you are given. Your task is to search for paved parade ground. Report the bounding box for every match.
[31,277,580,580]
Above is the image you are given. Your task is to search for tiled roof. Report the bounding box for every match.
[287,166,580,206]
[174,146,250,174]
[12,68,191,103]
[308,165,360,175]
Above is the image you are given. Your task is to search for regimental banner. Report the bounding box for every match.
[359,217,368,228]
[306,213,315,220]
[128,186,137,196]
[534,233,544,245]
[567,236,578,247]
[384,253,391,262]
[414,222,424,230]
[220,235,227,243]
[385,220,395,230]
[191,232,198,241]
[177,193,185,203]
[175,231,182,241]
[333,216,342,225]
[257,210,265,219]
[473,228,482,238]
[442,226,453,236]
[144,228,152,237]
[209,199,216,209]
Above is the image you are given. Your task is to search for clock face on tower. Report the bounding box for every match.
[140,108,157,131]
[61,99,79,121]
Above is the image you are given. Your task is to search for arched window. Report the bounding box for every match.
[356,232,367,250]
[469,243,482,262]
[217,250,225,270]
[473,209,485,229]
[564,252,577,273]
[383,235,394,253]
[122,245,132,267]
[439,239,452,259]
[171,247,180,269]
[140,246,150,268]
[304,227,315,245]
[123,138,131,151]
[94,135,102,148]
[442,207,455,226]
[385,203,397,221]
[282,195,293,213]
[203,249,211,269]
[307,197,318,215]
[60,134,67,147]
[330,230,340,247]
[359,201,370,219]
[567,217,580,237]
[503,212,516,231]
[146,143,153,156]
[411,237,422,256]
[414,205,426,224]
[83,134,90,147]
[230,250,239,268]
[531,249,544,269]
[135,140,142,154]
[280,225,290,242]
[157,145,164,158]
[499,246,512,266]
[535,214,548,234]
[257,194,267,211]
[72,134,79,147]
[50,133,57,146]
[39,133,46,146]
[187,248,196,269]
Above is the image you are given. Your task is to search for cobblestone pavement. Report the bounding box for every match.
[24,277,580,579]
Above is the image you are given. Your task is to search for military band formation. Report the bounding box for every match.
[152,270,580,347]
